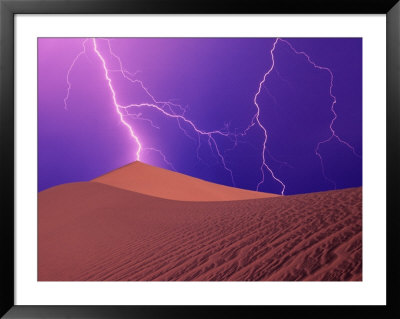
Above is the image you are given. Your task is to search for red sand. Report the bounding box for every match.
[93,161,278,201]
[38,165,362,281]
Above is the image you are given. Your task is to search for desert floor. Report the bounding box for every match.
[39,165,361,281]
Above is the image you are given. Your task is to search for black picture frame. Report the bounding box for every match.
[1,0,399,318]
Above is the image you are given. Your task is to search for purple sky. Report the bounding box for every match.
[38,38,362,195]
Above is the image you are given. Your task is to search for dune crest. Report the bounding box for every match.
[92,161,278,201]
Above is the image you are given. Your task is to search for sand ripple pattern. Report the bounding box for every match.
[39,183,361,281]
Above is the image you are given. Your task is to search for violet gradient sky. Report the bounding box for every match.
[38,38,362,195]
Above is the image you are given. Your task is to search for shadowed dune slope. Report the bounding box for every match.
[92,161,278,201]
[39,182,362,281]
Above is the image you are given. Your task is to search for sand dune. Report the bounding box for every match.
[38,179,362,281]
[92,161,277,201]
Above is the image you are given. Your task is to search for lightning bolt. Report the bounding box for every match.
[91,39,142,160]
[66,38,236,185]
[252,38,286,195]
[278,39,361,188]
[64,39,89,110]
[252,38,361,192]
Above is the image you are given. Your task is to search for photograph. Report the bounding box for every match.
[2,0,398,316]
[38,37,362,282]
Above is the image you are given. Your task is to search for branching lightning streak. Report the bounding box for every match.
[106,40,188,115]
[251,38,286,195]
[278,39,361,188]
[143,147,176,171]
[92,39,142,160]
[243,38,360,194]
[127,112,160,130]
[255,38,361,191]
[64,39,89,110]
[102,38,237,184]
[117,100,236,185]
[66,38,236,185]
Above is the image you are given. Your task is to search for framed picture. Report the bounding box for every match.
[1,0,399,318]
